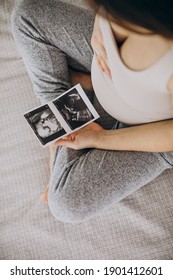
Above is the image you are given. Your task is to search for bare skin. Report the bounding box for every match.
[69,69,93,91]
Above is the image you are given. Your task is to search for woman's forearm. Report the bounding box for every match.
[97,119,173,152]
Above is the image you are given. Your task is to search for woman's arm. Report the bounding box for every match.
[97,119,173,152]
[54,119,173,152]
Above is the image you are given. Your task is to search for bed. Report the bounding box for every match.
[1,0,173,260]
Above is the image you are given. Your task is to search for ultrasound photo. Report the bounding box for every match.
[24,104,66,146]
[24,84,99,146]
[53,88,94,129]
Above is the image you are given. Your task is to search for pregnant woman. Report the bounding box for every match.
[12,0,173,223]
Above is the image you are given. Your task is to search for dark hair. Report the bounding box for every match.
[88,0,173,38]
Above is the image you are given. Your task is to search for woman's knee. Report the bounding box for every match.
[11,0,38,36]
[12,0,57,33]
[47,184,94,224]
[47,194,87,224]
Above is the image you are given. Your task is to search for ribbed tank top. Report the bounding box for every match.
[91,15,173,125]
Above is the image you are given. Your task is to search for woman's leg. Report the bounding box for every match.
[48,135,173,223]
[11,0,95,103]
[12,0,114,127]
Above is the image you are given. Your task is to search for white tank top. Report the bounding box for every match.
[91,15,173,125]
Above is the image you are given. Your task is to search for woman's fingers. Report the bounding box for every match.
[52,122,103,150]
[91,14,111,77]
[97,55,111,77]
[93,45,111,77]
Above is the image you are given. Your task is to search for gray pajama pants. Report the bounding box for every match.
[12,0,173,223]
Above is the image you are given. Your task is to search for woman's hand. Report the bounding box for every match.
[53,122,104,150]
[91,14,111,78]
